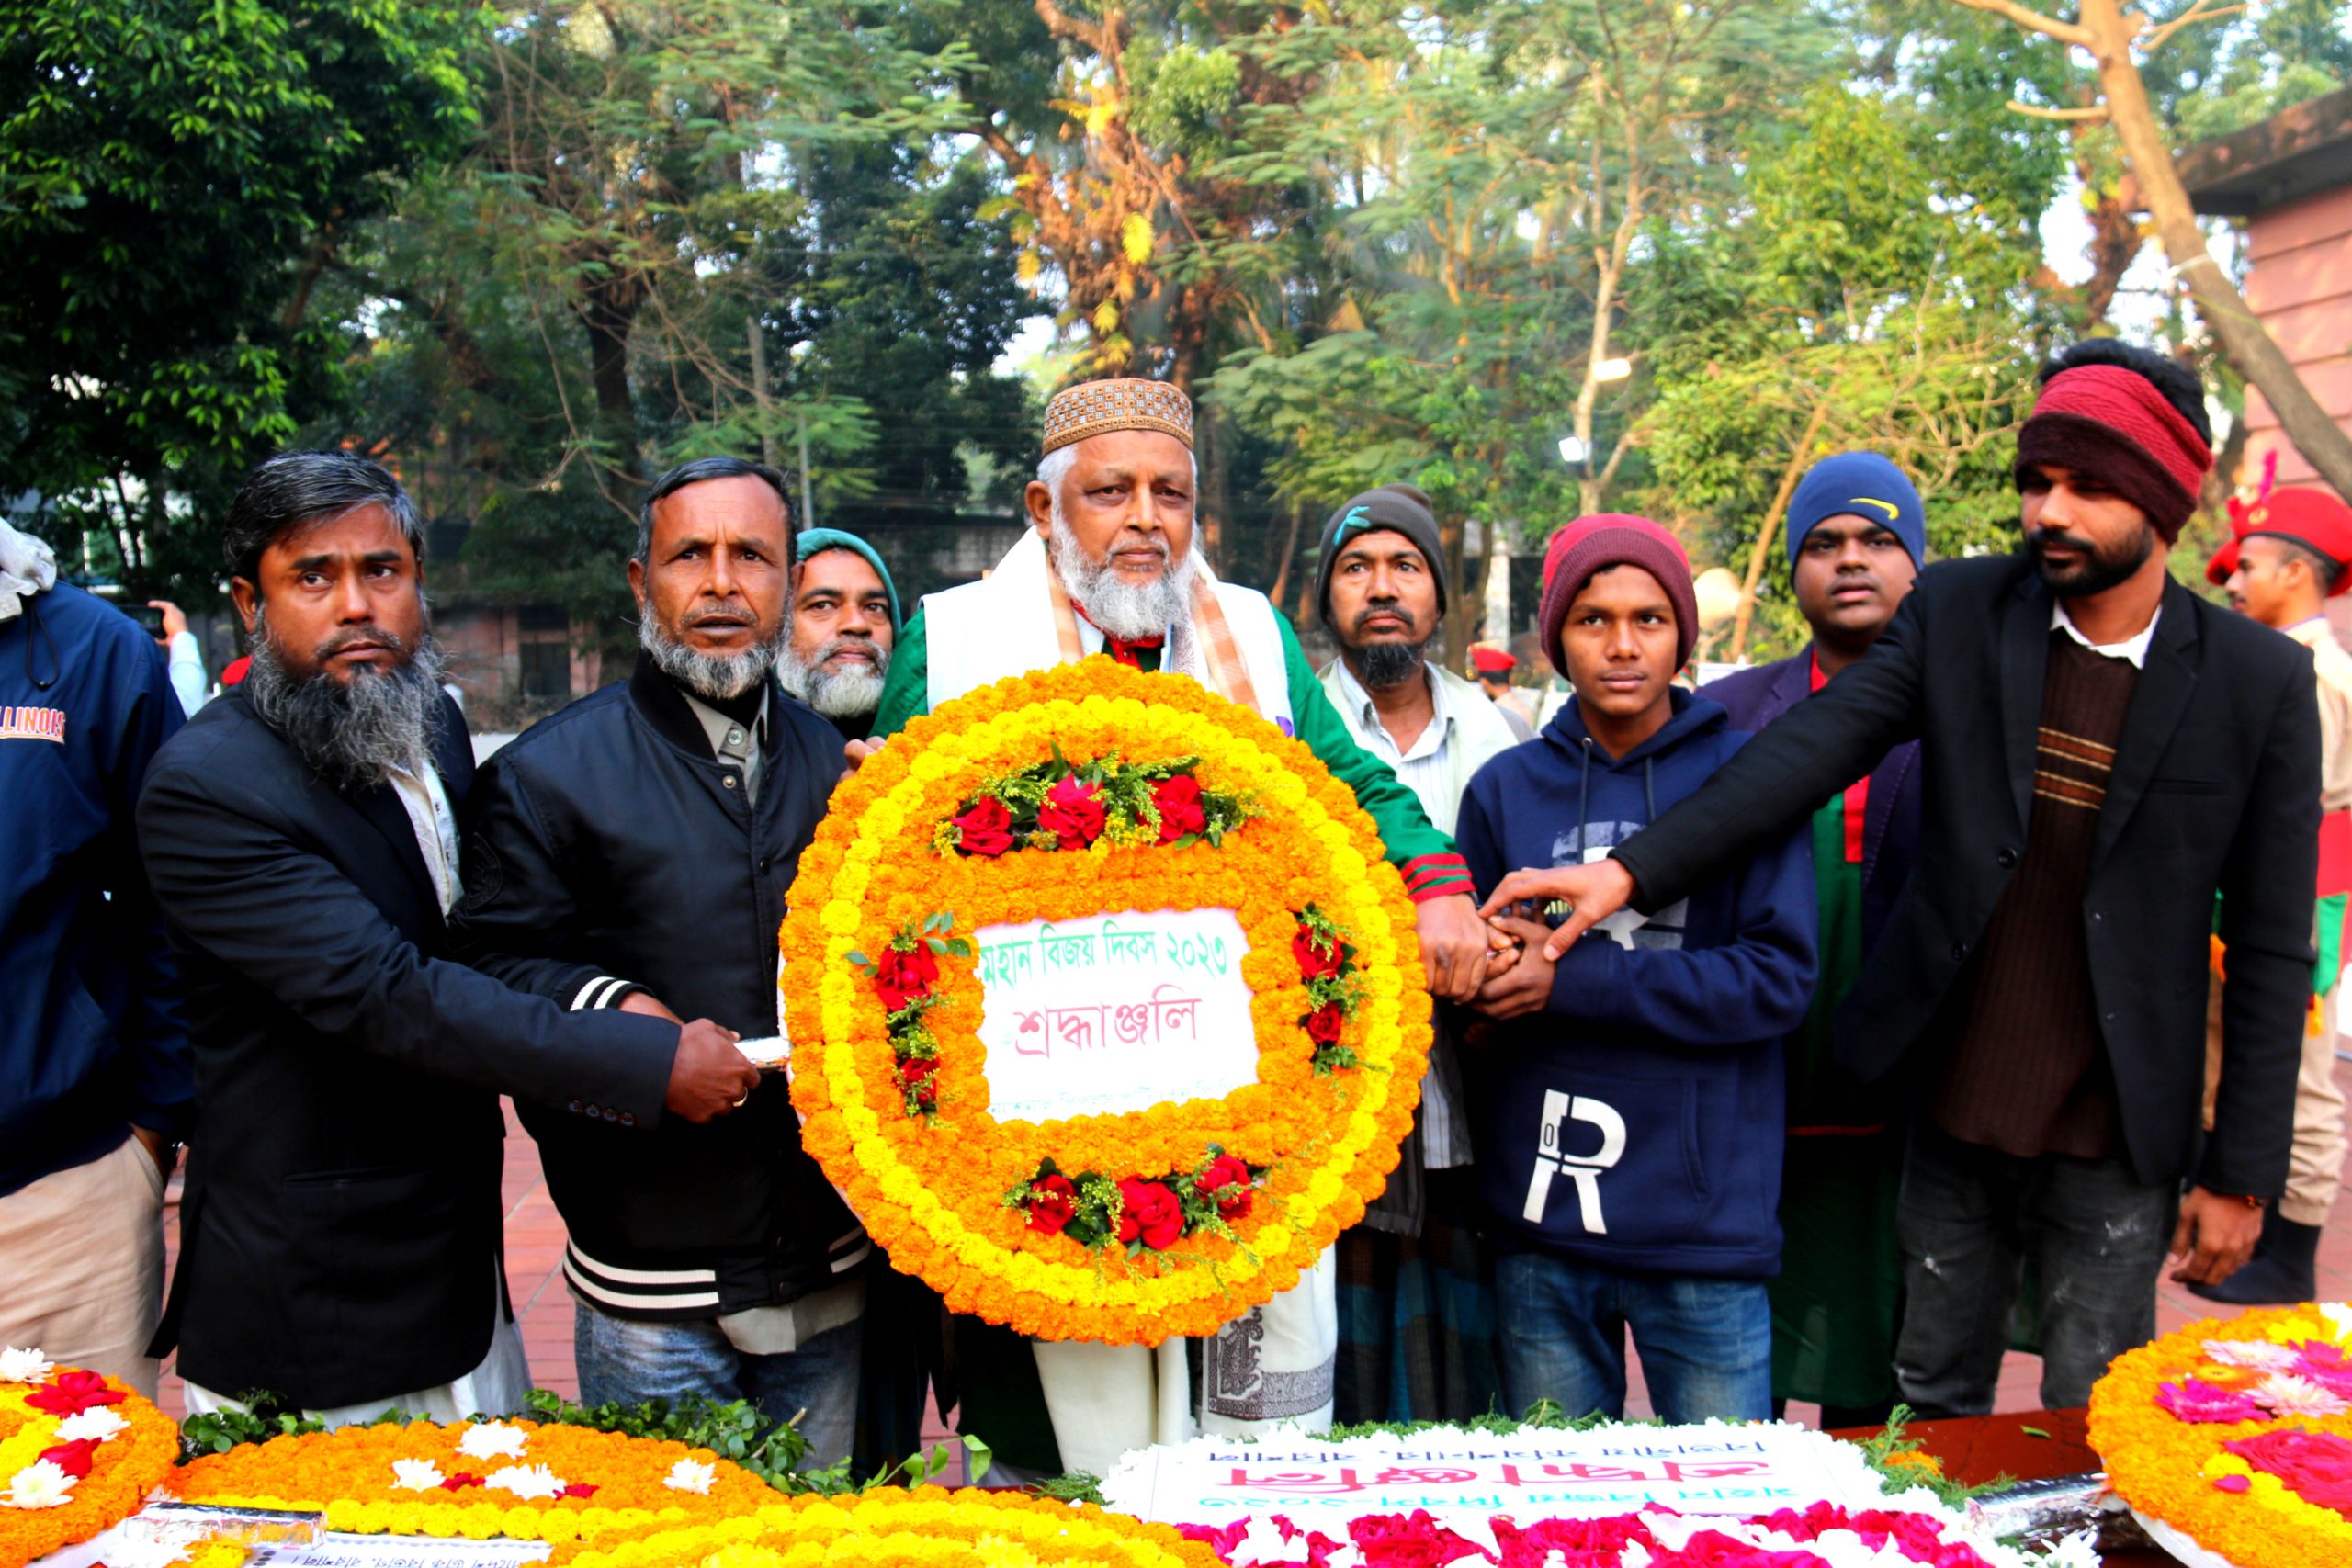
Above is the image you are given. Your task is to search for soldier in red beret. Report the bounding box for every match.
[2200,487,2352,1302]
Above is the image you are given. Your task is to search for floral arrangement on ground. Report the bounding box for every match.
[0,1348,181,1568]
[781,657,1433,1345]
[2089,1299,2352,1567]
[1094,1416,2085,1568]
[561,1485,1220,1568]
[1173,1500,2096,1568]
[165,1412,777,1556]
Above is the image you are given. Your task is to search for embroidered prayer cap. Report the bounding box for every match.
[1041,378,1194,456]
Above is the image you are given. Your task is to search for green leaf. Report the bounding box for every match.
[2018,1425,2050,1439]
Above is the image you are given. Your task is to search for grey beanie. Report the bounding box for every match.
[1313,484,1449,626]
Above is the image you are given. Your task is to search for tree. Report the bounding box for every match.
[1634,81,2058,658]
[1953,0,2352,500]
[1208,0,1830,664]
[0,0,480,596]
[309,1,994,643]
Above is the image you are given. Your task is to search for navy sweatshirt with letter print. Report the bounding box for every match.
[1454,690,1815,1280]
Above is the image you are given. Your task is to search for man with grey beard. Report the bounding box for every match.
[136,450,755,1426]
[1309,483,1521,1428]
[775,526,899,740]
[448,457,869,1462]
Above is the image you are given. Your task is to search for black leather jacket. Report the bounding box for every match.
[450,656,867,1317]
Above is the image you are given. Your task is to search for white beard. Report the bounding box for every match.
[1048,503,1199,643]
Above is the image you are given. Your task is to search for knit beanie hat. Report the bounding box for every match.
[795,526,901,629]
[1786,452,1927,570]
[1538,514,1699,677]
[1315,484,1448,626]
[2014,364,2213,544]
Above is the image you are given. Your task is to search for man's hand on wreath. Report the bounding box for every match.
[2168,1186,2267,1286]
[1471,916,1556,1020]
[1415,893,1494,1002]
[843,737,883,773]
[666,1019,760,1124]
[1479,858,1636,960]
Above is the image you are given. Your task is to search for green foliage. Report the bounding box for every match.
[180,1395,411,1460]
[181,1387,988,1495]
[0,0,480,599]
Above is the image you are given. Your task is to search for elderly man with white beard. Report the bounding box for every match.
[776,527,899,740]
[447,457,874,1463]
[865,378,1502,1484]
[136,451,756,1425]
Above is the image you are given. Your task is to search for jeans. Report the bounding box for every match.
[1893,1120,2178,1416]
[1494,1252,1771,1422]
[573,1302,862,1469]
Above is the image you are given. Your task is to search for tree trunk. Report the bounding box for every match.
[1730,400,1831,663]
[2082,0,2352,499]
[574,274,647,498]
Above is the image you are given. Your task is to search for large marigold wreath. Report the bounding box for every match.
[0,1352,180,1568]
[2089,1301,2352,1566]
[166,1416,774,1553]
[781,657,1433,1344]
[566,1486,1218,1568]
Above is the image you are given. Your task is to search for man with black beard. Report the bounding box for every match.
[448,458,869,1464]
[1309,483,1519,1426]
[137,451,756,1425]
[1476,340,2322,1416]
[775,527,899,740]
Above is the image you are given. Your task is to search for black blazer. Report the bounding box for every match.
[1616,556,2320,1196]
[135,686,678,1409]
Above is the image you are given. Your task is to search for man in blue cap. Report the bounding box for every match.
[778,527,899,740]
[1700,450,1928,1426]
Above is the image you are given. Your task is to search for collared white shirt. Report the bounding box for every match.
[1326,659,1466,834]
[389,764,460,916]
[2052,601,2161,671]
[1319,657,1515,1168]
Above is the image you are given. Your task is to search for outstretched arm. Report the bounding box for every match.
[136,761,744,1125]
[1485,589,1928,956]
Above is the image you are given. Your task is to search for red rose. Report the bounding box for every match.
[26,1369,124,1416]
[1037,773,1106,847]
[1305,1002,1345,1045]
[36,1438,97,1479]
[950,796,1015,857]
[1194,1153,1253,1223]
[440,1472,485,1491]
[1027,1173,1079,1235]
[1117,1178,1184,1250]
[1294,927,1343,980]
[560,1483,598,1498]
[1151,774,1208,843]
[875,943,940,1013]
[899,1055,940,1111]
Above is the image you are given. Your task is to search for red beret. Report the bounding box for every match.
[1470,646,1517,674]
[2240,488,2352,597]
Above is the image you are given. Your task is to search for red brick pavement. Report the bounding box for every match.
[153,1066,2352,1434]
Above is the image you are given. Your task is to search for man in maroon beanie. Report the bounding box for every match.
[1458,515,1813,1422]
[1480,340,2322,1416]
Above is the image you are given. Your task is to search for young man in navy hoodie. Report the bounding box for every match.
[1457,515,1815,1422]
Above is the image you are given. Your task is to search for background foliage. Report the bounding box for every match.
[4,0,2346,666]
